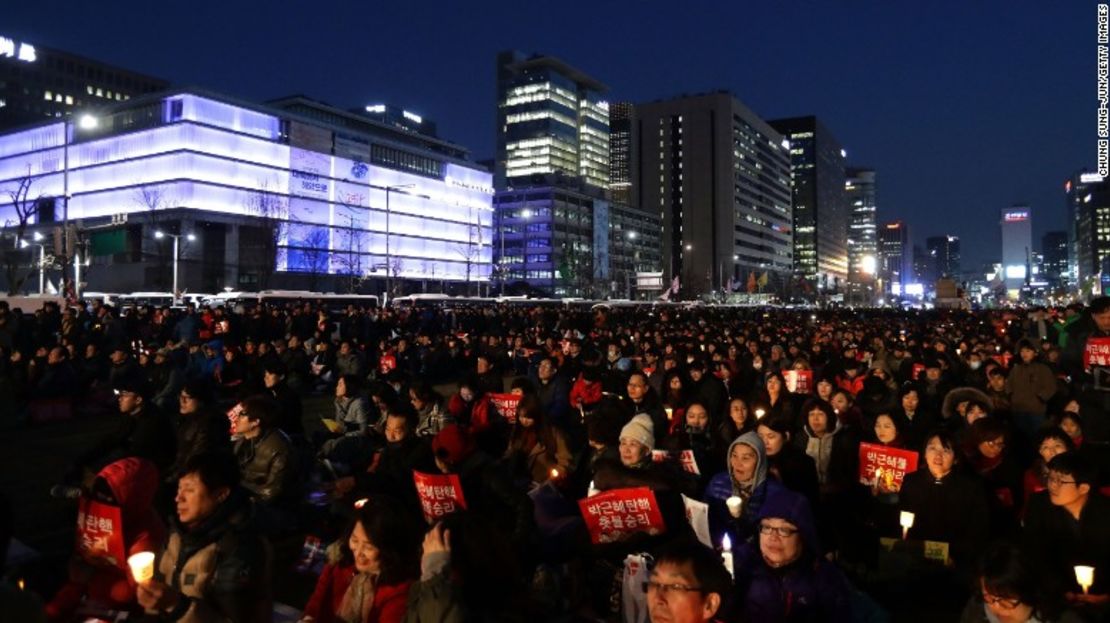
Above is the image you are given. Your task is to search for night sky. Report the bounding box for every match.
[4,1,1095,271]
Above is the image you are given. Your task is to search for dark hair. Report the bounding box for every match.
[1034,427,1075,454]
[1046,452,1096,487]
[263,360,287,376]
[977,542,1061,619]
[1090,296,1110,315]
[181,450,240,492]
[923,430,959,459]
[968,416,1008,447]
[801,398,836,430]
[338,373,361,395]
[652,536,732,598]
[409,381,439,405]
[586,405,624,447]
[180,379,212,405]
[756,413,793,438]
[1055,411,1083,434]
[240,395,280,429]
[340,496,421,584]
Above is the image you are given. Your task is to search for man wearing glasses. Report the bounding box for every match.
[644,539,730,623]
[1023,452,1110,612]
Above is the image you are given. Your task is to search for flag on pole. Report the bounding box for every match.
[757,272,769,289]
[747,272,757,293]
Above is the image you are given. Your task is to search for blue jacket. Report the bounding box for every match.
[734,489,854,622]
[704,431,786,546]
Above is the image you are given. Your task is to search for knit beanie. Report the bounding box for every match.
[620,413,655,451]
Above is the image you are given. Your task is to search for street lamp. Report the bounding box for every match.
[61,114,98,298]
[155,230,196,301]
[20,232,46,295]
[383,183,414,304]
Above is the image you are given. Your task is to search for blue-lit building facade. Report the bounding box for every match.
[0,90,493,294]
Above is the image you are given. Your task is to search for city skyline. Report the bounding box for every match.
[1,2,1093,269]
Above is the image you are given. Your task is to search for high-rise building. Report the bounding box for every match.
[609,102,634,205]
[1066,171,1110,286]
[495,51,609,190]
[633,92,793,295]
[878,221,910,295]
[845,168,877,283]
[925,235,961,281]
[912,245,931,287]
[1001,206,1033,295]
[0,32,168,131]
[769,116,848,292]
[1041,230,1069,284]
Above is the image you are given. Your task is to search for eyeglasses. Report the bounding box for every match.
[642,581,702,596]
[1047,475,1078,487]
[981,593,1022,609]
[983,439,1006,449]
[759,524,799,538]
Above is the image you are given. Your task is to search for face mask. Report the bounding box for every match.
[752,362,763,371]
[969,361,982,370]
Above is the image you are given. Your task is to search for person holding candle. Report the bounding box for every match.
[45,457,165,621]
[1022,452,1110,612]
[703,431,785,546]
[136,451,272,622]
[756,414,819,506]
[732,488,855,622]
[502,394,572,488]
[748,371,797,429]
[897,431,990,569]
[716,398,754,448]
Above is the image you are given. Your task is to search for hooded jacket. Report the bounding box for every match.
[734,489,854,623]
[792,419,859,497]
[704,432,786,545]
[47,458,166,621]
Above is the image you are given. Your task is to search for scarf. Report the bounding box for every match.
[337,572,378,623]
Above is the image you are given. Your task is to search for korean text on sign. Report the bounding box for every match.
[858,442,919,491]
[578,487,666,545]
[412,471,467,524]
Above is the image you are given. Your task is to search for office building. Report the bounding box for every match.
[769,116,848,292]
[495,51,609,190]
[926,235,961,281]
[492,176,660,297]
[878,221,910,296]
[1041,230,1068,285]
[0,32,168,131]
[608,101,634,205]
[0,89,493,294]
[845,167,877,300]
[633,91,793,296]
[1001,206,1032,295]
[1066,171,1110,286]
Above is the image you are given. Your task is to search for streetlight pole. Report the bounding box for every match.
[155,230,196,302]
[20,233,46,295]
[383,183,414,305]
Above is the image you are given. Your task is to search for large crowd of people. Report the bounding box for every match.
[1,295,1109,622]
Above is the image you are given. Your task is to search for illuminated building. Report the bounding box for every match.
[633,92,793,295]
[0,89,493,293]
[608,102,634,205]
[0,32,167,131]
[1001,206,1032,295]
[845,167,877,294]
[769,116,848,292]
[878,221,910,295]
[495,51,609,189]
[1065,171,1110,287]
[1040,231,1068,285]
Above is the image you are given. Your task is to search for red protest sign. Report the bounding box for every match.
[75,498,127,570]
[1084,337,1110,371]
[379,355,397,375]
[784,370,813,394]
[911,363,925,380]
[413,471,467,523]
[858,442,919,491]
[678,450,700,476]
[488,393,521,425]
[578,487,666,544]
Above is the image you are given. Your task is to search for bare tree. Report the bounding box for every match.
[389,257,405,297]
[454,207,484,297]
[295,227,331,291]
[133,185,181,290]
[1,172,46,295]
[242,182,288,290]
[334,204,370,294]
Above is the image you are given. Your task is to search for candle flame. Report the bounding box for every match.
[721,533,732,552]
[550,468,559,478]
[17,578,24,591]
[755,409,766,419]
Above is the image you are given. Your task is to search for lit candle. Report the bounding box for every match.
[755,408,766,420]
[550,468,560,480]
[726,496,744,518]
[127,551,156,585]
[664,407,674,421]
[587,480,599,497]
[721,534,734,578]
[1075,565,1095,595]
[899,511,915,540]
[17,578,24,591]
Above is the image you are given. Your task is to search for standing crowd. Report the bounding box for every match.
[1,296,1109,623]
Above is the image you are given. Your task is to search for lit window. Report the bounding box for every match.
[95,88,103,97]
[86,85,94,95]
[43,90,52,100]
[65,95,73,105]
[106,90,113,99]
